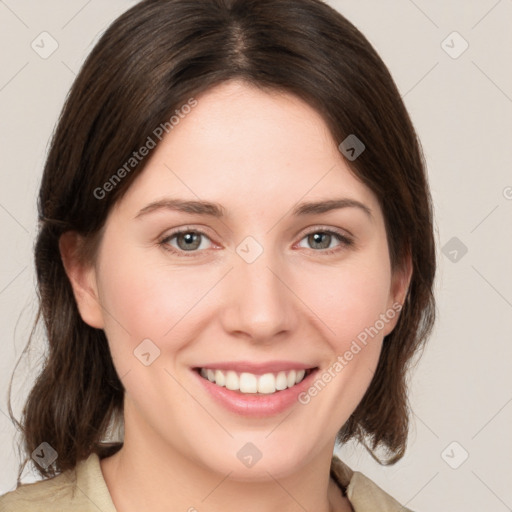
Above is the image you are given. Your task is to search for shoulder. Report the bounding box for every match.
[0,453,116,512]
[330,455,414,512]
[0,470,77,512]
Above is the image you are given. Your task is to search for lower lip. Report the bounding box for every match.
[192,368,319,417]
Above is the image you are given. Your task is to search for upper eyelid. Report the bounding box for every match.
[160,226,215,243]
[300,225,353,239]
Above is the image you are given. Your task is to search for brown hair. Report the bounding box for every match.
[8,0,435,484]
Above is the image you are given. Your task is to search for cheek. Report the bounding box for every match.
[304,254,396,414]
[295,264,391,427]
[96,245,218,358]
[299,257,392,390]
[306,258,393,345]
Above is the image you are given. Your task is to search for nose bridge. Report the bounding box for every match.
[221,239,296,340]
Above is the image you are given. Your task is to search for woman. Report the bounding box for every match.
[1,0,436,510]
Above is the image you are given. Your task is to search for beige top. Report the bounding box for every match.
[0,453,412,511]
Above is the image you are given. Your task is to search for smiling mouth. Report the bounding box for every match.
[193,367,318,395]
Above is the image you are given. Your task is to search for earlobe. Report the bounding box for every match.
[59,231,104,329]
[383,252,413,336]
[392,253,413,306]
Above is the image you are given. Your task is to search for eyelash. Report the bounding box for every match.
[158,226,354,258]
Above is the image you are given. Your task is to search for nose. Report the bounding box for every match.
[218,244,298,344]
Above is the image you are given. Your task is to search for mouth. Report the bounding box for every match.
[192,366,318,395]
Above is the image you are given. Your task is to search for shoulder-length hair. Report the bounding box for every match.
[8,0,435,483]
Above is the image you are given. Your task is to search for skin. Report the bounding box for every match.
[60,80,411,512]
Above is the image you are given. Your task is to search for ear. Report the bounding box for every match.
[59,231,104,329]
[383,250,413,336]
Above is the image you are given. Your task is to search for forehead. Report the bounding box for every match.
[113,80,381,220]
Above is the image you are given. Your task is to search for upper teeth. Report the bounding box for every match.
[199,368,307,394]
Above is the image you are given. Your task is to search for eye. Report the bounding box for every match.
[159,228,214,256]
[296,227,354,255]
[159,226,354,257]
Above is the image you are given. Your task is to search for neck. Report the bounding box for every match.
[100,411,350,512]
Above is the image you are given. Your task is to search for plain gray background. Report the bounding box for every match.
[1,1,511,510]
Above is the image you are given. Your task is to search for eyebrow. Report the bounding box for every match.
[135,197,372,220]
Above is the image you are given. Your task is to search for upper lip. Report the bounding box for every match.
[193,361,318,375]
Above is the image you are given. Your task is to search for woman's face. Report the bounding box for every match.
[68,80,408,479]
